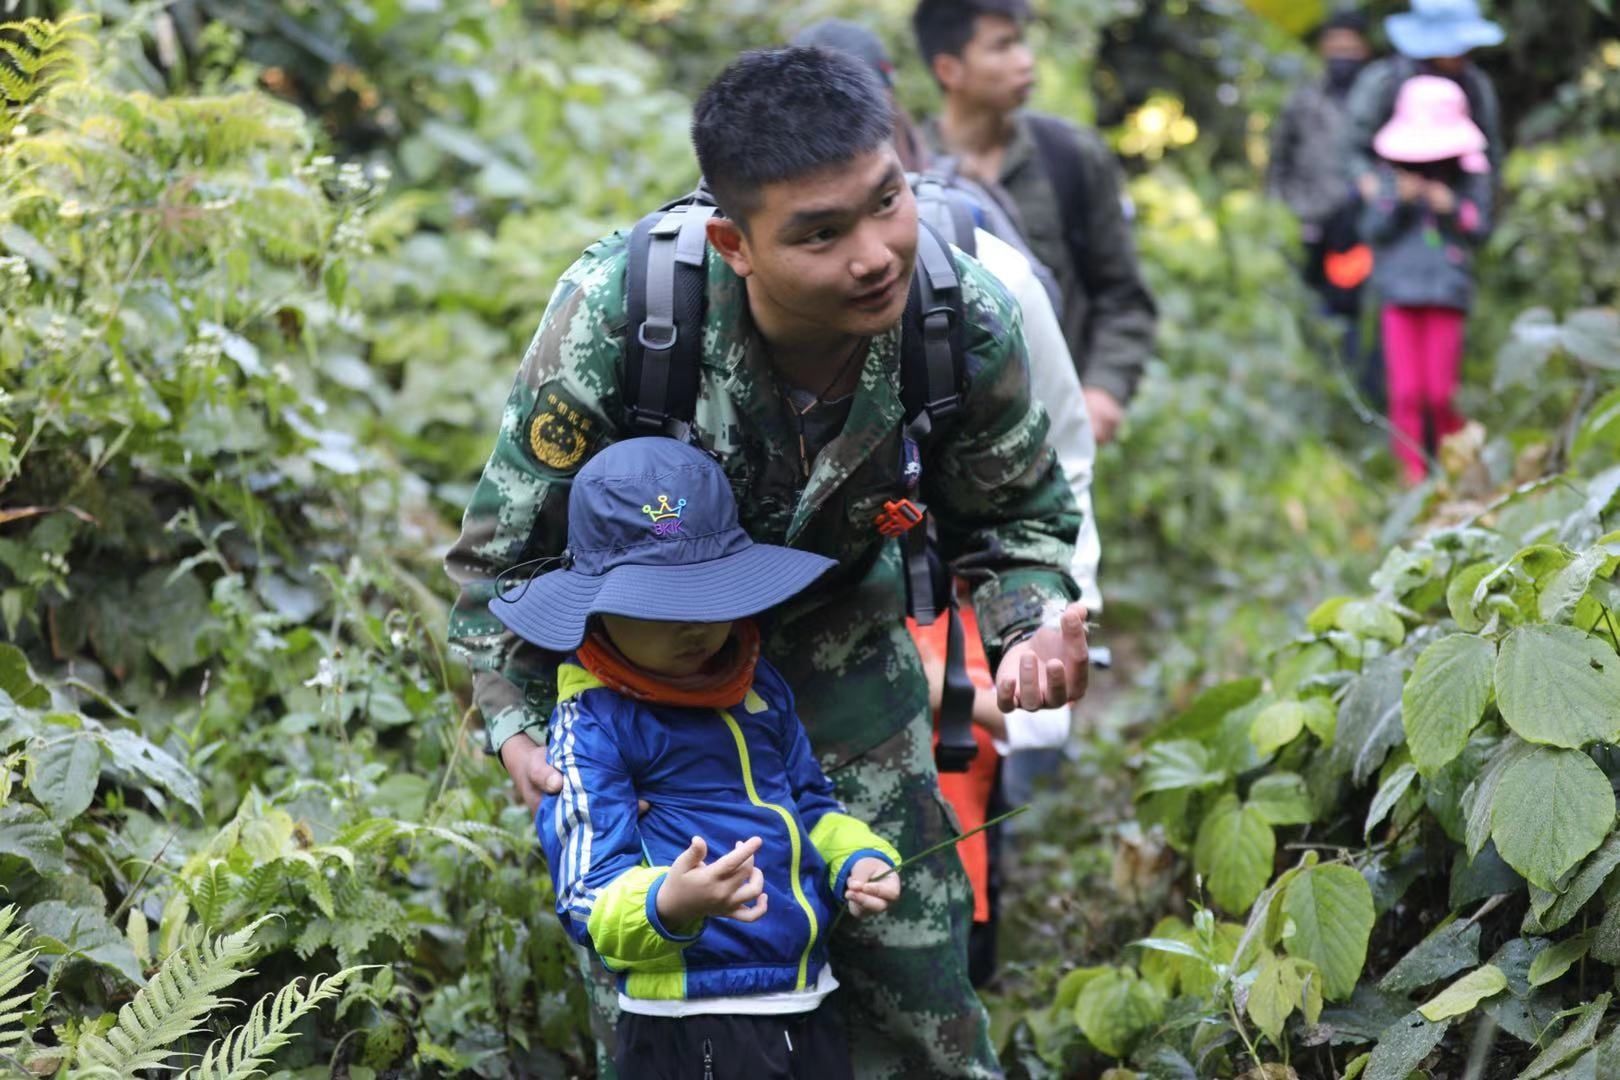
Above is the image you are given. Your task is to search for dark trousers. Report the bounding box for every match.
[616,1004,854,1080]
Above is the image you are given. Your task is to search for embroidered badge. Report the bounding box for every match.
[527,390,594,471]
[900,436,923,491]
[642,494,687,537]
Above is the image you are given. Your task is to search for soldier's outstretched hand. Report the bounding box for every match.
[995,603,1090,712]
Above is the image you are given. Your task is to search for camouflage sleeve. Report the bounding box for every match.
[444,236,630,754]
[1072,129,1157,406]
[927,253,1081,668]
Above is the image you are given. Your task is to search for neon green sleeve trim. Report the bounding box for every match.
[809,813,901,895]
[585,866,702,971]
[556,663,608,704]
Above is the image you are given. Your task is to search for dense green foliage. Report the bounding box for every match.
[1,1,1618,1077]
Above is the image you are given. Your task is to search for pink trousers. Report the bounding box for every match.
[1382,304,1466,484]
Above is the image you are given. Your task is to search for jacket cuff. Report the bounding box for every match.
[645,872,705,943]
[832,849,898,902]
[486,708,544,756]
[1083,368,1134,409]
[971,570,1077,669]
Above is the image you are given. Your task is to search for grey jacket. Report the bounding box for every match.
[1269,80,1355,233]
[1360,165,1493,310]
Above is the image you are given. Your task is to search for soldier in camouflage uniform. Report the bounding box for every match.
[445,47,1091,1079]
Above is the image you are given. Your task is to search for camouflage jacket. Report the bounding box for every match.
[445,231,1080,767]
[924,112,1158,406]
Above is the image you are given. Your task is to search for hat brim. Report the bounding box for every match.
[1373,120,1487,163]
[489,542,837,652]
[1386,14,1504,59]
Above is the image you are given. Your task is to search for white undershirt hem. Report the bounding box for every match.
[618,965,839,1017]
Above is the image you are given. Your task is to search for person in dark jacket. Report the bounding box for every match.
[1359,76,1492,485]
[911,0,1157,444]
[1345,0,1505,193]
[1270,8,1378,393]
[489,437,902,1079]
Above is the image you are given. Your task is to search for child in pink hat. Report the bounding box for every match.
[1361,74,1492,485]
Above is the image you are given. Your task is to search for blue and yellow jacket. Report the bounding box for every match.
[538,658,900,1002]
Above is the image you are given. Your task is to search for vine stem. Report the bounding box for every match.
[867,804,1029,883]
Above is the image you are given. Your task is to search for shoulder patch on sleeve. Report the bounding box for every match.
[527,384,603,473]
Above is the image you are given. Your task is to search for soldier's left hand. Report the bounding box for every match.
[996,603,1089,712]
[845,857,901,917]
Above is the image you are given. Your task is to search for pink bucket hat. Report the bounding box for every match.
[1374,75,1489,167]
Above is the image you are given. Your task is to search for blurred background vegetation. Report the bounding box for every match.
[1,0,1618,1075]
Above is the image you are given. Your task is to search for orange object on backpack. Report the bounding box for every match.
[908,602,997,923]
[1324,243,1374,289]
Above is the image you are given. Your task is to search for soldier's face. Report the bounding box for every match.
[710,145,919,340]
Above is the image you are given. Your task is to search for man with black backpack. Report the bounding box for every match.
[446,46,1088,1078]
[912,0,1157,444]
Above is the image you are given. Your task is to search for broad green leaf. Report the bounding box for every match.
[1247,951,1302,1044]
[0,802,65,875]
[24,900,144,985]
[1495,626,1620,749]
[1332,657,1406,786]
[1491,747,1615,890]
[1248,772,1315,826]
[1522,992,1609,1079]
[1446,562,1494,633]
[1541,547,1611,624]
[135,567,211,678]
[1380,919,1481,994]
[1053,965,1112,1012]
[29,730,102,821]
[1574,387,1620,462]
[1527,931,1593,987]
[1280,863,1374,1000]
[0,644,48,709]
[1301,696,1337,746]
[1249,700,1308,757]
[1402,635,1495,776]
[1137,739,1226,796]
[1342,1053,1369,1080]
[1193,794,1275,914]
[1563,308,1620,371]
[1364,762,1419,840]
[100,728,204,815]
[1306,596,1351,635]
[1149,678,1262,744]
[1336,600,1406,645]
[1072,968,1164,1058]
[1365,1010,1450,1080]
[1529,833,1620,933]
[1464,737,1533,858]
[1418,964,1508,1021]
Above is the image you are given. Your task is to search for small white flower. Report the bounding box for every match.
[389,629,407,649]
[303,656,338,689]
[57,199,84,220]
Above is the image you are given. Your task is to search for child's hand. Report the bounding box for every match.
[844,857,901,918]
[656,835,768,928]
[1425,181,1457,215]
[1394,169,1425,203]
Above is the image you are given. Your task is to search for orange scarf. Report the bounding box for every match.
[576,621,760,709]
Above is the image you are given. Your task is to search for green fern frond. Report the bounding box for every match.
[179,967,361,1080]
[0,906,41,1050]
[0,14,93,107]
[185,861,236,930]
[72,918,270,1077]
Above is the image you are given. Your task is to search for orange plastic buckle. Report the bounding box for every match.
[874,499,926,538]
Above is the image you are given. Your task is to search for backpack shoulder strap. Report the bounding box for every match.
[911,172,979,259]
[624,192,716,441]
[1026,112,1092,278]
[899,221,967,438]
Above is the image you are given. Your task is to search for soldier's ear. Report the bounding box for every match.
[932,53,963,93]
[706,217,752,278]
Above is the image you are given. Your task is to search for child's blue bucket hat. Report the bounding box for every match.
[1386,0,1504,60]
[489,437,835,652]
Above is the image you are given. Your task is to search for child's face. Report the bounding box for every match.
[599,615,735,677]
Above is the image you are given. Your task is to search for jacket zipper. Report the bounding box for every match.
[718,709,819,991]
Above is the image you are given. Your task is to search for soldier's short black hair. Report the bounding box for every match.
[691,47,894,230]
[912,0,1031,66]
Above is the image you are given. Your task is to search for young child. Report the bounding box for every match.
[488,436,902,1080]
[1360,74,1493,485]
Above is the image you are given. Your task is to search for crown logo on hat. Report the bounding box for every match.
[642,494,688,537]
